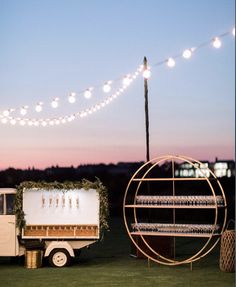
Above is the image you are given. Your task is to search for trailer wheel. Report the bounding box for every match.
[49,249,71,267]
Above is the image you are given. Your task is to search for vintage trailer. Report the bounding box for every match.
[0,180,108,267]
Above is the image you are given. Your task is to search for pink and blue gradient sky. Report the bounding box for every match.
[0,0,235,169]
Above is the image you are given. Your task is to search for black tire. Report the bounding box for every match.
[48,248,71,268]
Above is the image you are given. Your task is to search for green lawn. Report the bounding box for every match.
[0,217,234,287]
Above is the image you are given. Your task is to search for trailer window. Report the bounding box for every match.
[0,194,3,215]
[6,194,15,215]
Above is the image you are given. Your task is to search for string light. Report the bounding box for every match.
[68,92,76,103]
[20,106,28,116]
[103,81,112,93]
[51,98,59,108]
[123,74,132,86]
[142,67,151,79]
[19,119,26,126]
[212,37,222,48]
[3,110,10,117]
[10,119,16,125]
[182,49,192,59]
[0,26,234,126]
[35,102,43,112]
[84,88,93,99]
[41,121,47,127]
[167,57,176,68]
[1,118,7,124]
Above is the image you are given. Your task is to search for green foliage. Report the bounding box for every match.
[14,178,109,234]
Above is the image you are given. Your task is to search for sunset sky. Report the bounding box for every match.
[0,0,235,169]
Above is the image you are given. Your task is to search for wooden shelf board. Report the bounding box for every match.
[125,204,219,209]
[130,231,220,238]
[133,178,207,181]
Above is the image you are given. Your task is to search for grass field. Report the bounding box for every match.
[0,217,234,287]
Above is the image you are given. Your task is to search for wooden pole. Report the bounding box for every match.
[143,57,151,225]
[143,56,150,162]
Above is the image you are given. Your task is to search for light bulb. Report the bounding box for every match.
[142,68,151,79]
[232,27,235,37]
[3,110,10,117]
[212,37,221,48]
[35,103,43,112]
[182,49,192,59]
[123,75,131,86]
[84,88,92,99]
[41,121,47,127]
[103,82,112,93]
[28,120,33,126]
[68,92,76,103]
[19,120,26,126]
[68,115,75,122]
[167,58,176,68]
[10,119,16,125]
[34,120,39,126]
[1,118,7,124]
[138,65,144,72]
[20,106,28,116]
[51,98,59,108]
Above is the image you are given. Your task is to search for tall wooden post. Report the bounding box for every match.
[143,56,150,162]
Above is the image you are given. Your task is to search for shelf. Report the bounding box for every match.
[133,178,208,181]
[123,155,227,266]
[130,231,220,238]
[125,204,221,209]
[134,195,225,207]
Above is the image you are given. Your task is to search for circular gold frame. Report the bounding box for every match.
[123,155,227,266]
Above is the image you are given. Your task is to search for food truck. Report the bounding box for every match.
[0,180,108,267]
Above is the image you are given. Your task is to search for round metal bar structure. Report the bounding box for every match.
[123,155,227,266]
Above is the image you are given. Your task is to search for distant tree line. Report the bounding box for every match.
[0,162,234,218]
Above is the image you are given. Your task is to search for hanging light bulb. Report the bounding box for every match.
[41,121,47,127]
[51,98,59,108]
[2,110,10,117]
[28,120,33,126]
[68,92,76,103]
[138,64,144,72]
[103,81,112,93]
[232,27,235,37]
[182,49,192,59]
[212,37,222,48]
[142,67,151,79]
[19,119,26,126]
[1,118,7,124]
[10,119,16,125]
[61,118,66,124]
[84,88,93,99]
[35,102,43,112]
[123,75,131,86]
[167,58,176,68]
[20,106,28,116]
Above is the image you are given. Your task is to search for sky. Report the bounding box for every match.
[0,0,235,169]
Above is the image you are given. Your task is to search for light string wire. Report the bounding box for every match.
[0,26,235,127]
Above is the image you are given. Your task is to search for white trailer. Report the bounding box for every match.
[0,181,108,267]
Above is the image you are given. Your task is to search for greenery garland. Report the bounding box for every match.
[14,178,109,235]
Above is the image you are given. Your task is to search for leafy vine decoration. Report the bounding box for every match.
[14,178,109,235]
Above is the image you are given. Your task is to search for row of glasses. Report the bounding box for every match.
[135,195,224,206]
[131,223,221,234]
